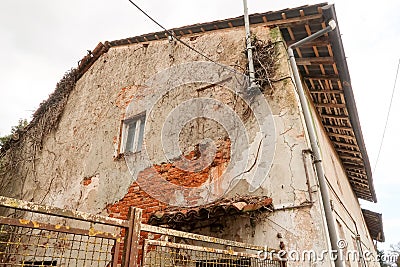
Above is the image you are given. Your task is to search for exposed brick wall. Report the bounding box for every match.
[107,139,230,264]
[82,176,93,186]
[106,138,231,222]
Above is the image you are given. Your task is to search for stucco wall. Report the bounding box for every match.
[309,90,379,266]
[0,23,377,266]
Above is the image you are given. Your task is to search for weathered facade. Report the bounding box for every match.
[0,3,384,266]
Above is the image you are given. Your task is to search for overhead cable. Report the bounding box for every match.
[127,0,235,72]
[373,58,400,173]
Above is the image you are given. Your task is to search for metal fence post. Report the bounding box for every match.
[122,207,142,267]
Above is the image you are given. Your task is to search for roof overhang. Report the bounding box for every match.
[362,209,385,242]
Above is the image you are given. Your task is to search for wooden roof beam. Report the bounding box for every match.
[286,36,330,48]
[347,170,367,177]
[264,13,323,28]
[349,177,370,186]
[327,132,356,140]
[320,113,349,120]
[304,74,340,80]
[349,180,370,188]
[344,165,366,171]
[339,154,363,162]
[314,102,346,108]
[325,125,354,131]
[336,148,361,155]
[333,141,359,149]
[310,90,344,94]
[296,57,335,65]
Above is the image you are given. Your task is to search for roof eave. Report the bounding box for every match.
[362,209,385,242]
[322,5,377,202]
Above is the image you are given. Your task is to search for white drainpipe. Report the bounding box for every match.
[287,20,345,267]
[243,0,258,90]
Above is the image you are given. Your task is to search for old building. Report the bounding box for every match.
[0,2,384,266]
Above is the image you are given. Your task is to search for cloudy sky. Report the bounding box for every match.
[1,0,399,251]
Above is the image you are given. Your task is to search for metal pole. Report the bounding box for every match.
[288,20,344,267]
[243,0,258,89]
[355,235,367,267]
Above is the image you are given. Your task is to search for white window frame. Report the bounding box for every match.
[121,113,146,154]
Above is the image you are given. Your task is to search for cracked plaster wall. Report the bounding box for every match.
[0,24,373,266]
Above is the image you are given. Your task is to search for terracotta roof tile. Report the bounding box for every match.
[148,196,273,227]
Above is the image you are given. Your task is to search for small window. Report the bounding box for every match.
[122,113,146,153]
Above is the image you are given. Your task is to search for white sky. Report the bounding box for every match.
[1,0,399,252]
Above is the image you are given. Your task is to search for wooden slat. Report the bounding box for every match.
[353,186,370,193]
[347,170,367,177]
[344,165,366,171]
[336,148,362,156]
[353,192,371,200]
[349,183,369,191]
[320,113,349,120]
[296,57,335,65]
[348,174,368,182]
[286,36,329,47]
[262,16,267,23]
[325,125,353,131]
[349,177,370,186]
[314,103,346,108]
[304,74,340,80]
[327,132,356,140]
[343,161,365,168]
[310,90,344,94]
[264,13,323,28]
[338,154,363,162]
[349,180,370,188]
[333,141,359,150]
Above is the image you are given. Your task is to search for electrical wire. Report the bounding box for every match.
[127,0,240,75]
[373,58,400,173]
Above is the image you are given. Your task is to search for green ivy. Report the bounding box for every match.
[0,119,28,148]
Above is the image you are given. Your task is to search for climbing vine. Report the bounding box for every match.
[252,36,280,93]
[0,119,28,149]
[0,68,78,199]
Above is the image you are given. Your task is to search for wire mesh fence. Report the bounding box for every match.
[0,218,118,266]
[140,224,284,267]
[0,197,124,267]
[142,240,282,267]
[0,196,284,267]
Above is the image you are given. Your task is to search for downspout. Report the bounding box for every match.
[327,176,367,266]
[287,20,344,267]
